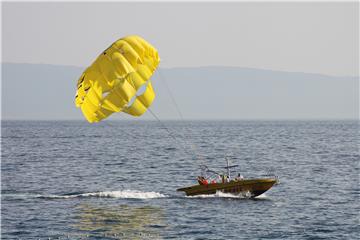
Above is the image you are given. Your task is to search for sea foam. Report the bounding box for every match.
[40,190,167,199]
[186,190,253,199]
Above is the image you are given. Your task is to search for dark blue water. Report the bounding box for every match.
[2,120,359,239]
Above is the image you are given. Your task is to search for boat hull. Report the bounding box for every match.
[177,178,277,197]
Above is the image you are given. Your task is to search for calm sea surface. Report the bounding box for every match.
[1,120,359,239]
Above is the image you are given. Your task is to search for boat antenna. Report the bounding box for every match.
[226,157,230,179]
[224,156,239,180]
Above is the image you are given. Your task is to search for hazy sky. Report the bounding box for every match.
[2,2,359,76]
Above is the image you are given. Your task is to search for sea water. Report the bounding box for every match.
[1,120,359,239]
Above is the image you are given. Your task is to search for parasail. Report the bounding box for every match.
[75,35,160,123]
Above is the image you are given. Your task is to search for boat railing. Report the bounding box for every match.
[266,174,279,184]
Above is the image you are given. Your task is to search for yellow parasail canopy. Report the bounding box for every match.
[75,35,160,123]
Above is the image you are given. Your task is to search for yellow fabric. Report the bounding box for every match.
[123,82,156,116]
[74,35,160,123]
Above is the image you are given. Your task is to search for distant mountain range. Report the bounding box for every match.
[2,63,358,120]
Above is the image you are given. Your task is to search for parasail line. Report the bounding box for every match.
[121,67,193,158]
[147,108,193,157]
[158,69,185,120]
[157,69,205,164]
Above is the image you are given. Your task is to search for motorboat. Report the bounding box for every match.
[177,158,278,198]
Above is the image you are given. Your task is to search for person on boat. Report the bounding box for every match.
[221,174,226,183]
[197,176,208,185]
[221,174,230,183]
[234,173,241,181]
[235,173,244,181]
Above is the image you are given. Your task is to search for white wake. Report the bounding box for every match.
[42,190,167,199]
[186,190,253,199]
